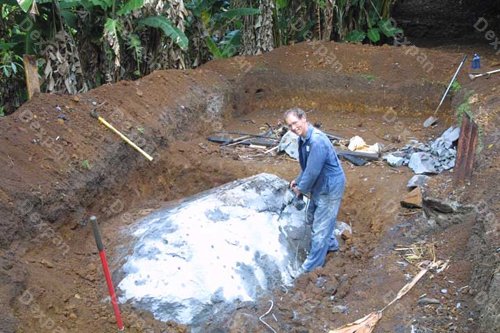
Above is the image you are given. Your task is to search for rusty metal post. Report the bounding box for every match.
[454,113,478,184]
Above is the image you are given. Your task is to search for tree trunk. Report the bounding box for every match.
[241,0,274,55]
[22,55,40,99]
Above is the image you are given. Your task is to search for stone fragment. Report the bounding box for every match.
[40,259,54,268]
[417,297,441,305]
[401,187,422,208]
[332,305,348,314]
[407,175,430,188]
[279,131,299,160]
[384,153,405,167]
[408,152,438,174]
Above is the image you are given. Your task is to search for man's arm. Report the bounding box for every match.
[294,171,303,187]
[296,139,327,194]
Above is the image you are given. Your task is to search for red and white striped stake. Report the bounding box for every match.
[90,216,124,331]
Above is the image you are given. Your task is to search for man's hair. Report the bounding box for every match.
[284,107,306,120]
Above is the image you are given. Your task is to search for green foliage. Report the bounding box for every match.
[367,28,381,43]
[81,159,91,170]
[1,0,404,114]
[456,100,471,121]
[116,0,143,16]
[204,36,222,58]
[127,33,142,76]
[138,16,189,51]
[450,80,461,93]
[0,106,5,117]
[346,30,366,43]
[361,74,376,82]
[88,0,113,11]
[378,19,403,38]
[187,1,259,59]
[16,0,33,12]
[0,41,23,78]
[340,0,402,44]
[205,30,241,59]
[218,8,260,20]
[455,90,474,124]
[275,0,288,10]
[314,0,327,9]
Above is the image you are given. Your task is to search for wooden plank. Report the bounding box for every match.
[23,55,40,99]
[454,113,478,184]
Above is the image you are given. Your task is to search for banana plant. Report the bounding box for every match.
[343,0,402,44]
[11,0,188,66]
[186,0,260,59]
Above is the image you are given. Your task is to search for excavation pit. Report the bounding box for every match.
[2,41,497,333]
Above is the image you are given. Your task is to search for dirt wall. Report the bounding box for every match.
[393,0,500,40]
[0,70,234,249]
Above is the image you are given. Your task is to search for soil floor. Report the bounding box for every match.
[0,41,499,333]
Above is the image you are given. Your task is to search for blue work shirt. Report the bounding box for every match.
[296,126,345,199]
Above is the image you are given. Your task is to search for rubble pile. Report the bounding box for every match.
[384,127,460,174]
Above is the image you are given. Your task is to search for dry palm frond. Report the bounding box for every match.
[322,0,334,40]
[42,30,88,94]
[329,311,382,333]
[394,242,436,264]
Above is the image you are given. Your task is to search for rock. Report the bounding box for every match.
[441,288,448,294]
[400,188,422,208]
[332,305,348,314]
[384,153,406,167]
[72,96,80,102]
[40,259,54,268]
[315,276,328,288]
[341,229,352,241]
[408,152,438,174]
[228,312,259,331]
[334,221,352,240]
[440,127,460,148]
[407,175,430,189]
[278,131,299,160]
[417,297,441,305]
[422,197,455,214]
[69,312,77,319]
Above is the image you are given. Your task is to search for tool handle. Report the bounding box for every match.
[98,117,154,161]
[434,55,467,115]
[90,216,104,252]
[90,216,124,331]
[99,250,124,331]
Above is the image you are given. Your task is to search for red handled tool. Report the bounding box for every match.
[90,216,124,331]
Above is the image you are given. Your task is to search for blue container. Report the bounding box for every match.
[472,54,481,69]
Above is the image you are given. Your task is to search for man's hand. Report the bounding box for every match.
[289,179,297,189]
[292,186,301,196]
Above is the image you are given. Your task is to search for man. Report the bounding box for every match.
[284,107,346,274]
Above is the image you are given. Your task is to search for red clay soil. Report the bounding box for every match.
[0,41,498,333]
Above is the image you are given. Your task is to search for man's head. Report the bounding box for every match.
[284,108,309,138]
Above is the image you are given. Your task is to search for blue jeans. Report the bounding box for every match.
[302,192,343,272]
